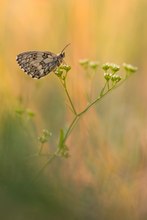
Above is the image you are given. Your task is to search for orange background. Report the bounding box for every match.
[0,0,147,219]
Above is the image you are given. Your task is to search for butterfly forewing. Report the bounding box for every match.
[16,44,70,79]
[16,51,60,79]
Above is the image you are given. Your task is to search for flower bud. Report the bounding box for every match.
[102,63,110,71]
[38,129,52,144]
[110,64,120,73]
[79,59,89,69]
[123,63,138,73]
[89,61,99,70]
[104,72,112,81]
[60,65,71,72]
[111,75,121,82]
[55,68,63,77]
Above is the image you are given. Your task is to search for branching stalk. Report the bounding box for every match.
[35,62,137,180]
[63,80,77,115]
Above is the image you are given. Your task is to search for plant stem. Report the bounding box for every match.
[32,149,60,181]
[33,84,107,180]
[34,76,129,180]
[63,78,127,143]
[63,115,80,143]
[38,143,44,155]
[78,86,113,116]
[78,77,128,117]
[64,83,77,115]
[62,85,114,143]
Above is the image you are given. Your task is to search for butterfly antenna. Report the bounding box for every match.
[61,43,70,53]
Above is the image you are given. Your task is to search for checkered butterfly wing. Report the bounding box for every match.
[16,51,59,79]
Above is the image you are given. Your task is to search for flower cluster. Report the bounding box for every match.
[55,64,71,80]
[38,129,52,144]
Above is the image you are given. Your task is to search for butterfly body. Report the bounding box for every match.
[16,45,69,79]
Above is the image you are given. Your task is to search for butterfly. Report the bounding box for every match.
[16,44,70,79]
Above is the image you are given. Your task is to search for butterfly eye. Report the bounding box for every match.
[61,52,65,58]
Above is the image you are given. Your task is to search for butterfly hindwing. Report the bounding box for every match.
[16,51,58,79]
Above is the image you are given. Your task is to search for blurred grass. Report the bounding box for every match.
[0,0,147,219]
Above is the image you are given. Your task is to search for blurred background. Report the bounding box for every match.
[0,0,147,219]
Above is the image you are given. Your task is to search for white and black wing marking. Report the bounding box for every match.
[16,44,70,79]
[16,51,60,79]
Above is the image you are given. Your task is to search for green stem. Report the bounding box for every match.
[63,78,128,142]
[63,80,77,115]
[34,77,128,180]
[78,78,127,117]
[78,87,113,116]
[107,81,110,90]
[63,87,112,142]
[32,149,60,181]
[63,115,79,143]
[38,143,44,155]
[100,81,107,96]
